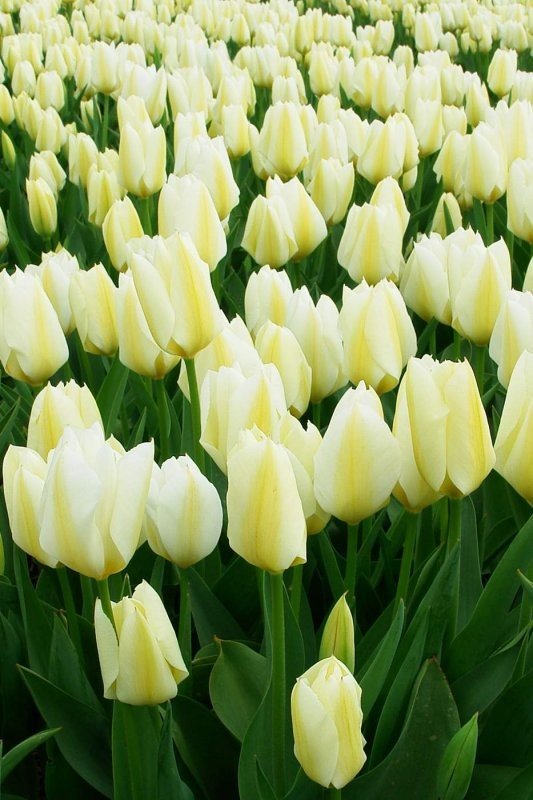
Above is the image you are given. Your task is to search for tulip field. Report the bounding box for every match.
[1,0,533,797]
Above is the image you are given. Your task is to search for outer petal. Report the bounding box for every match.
[291,679,338,788]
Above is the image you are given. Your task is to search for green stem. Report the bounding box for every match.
[137,196,153,236]
[154,377,170,461]
[317,533,345,601]
[447,498,462,555]
[184,358,205,472]
[97,578,117,634]
[101,93,110,150]
[270,572,286,798]
[485,203,494,245]
[415,158,425,209]
[178,567,191,668]
[290,564,303,620]
[80,574,95,619]
[452,330,462,360]
[312,401,321,432]
[344,524,358,598]
[473,345,485,395]
[329,788,342,800]
[57,568,83,655]
[394,514,418,613]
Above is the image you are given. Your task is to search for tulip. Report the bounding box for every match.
[69,263,119,356]
[119,119,166,198]
[286,288,346,403]
[431,193,462,238]
[318,595,355,672]
[306,158,354,226]
[255,101,308,180]
[339,280,417,394]
[95,580,188,705]
[158,174,227,271]
[34,70,65,111]
[244,266,294,336]
[40,425,154,579]
[464,123,507,204]
[255,321,312,418]
[167,68,213,120]
[489,289,533,389]
[0,209,7,252]
[35,107,66,154]
[393,356,495,498]
[433,131,468,199]
[369,177,410,235]
[226,429,307,573]
[400,233,451,324]
[87,165,124,228]
[121,63,167,124]
[357,118,403,184]
[3,446,58,567]
[507,159,533,243]
[241,195,298,269]
[25,249,79,335]
[291,657,366,789]
[412,98,443,157]
[127,233,224,358]
[68,132,99,189]
[174,134,240,221]
[314,384,401,523]
[26,177,57,238]
[494,351,533,503]
[27,380,103,458]
[28,151,66,198]
[265,176,327,261]
[442,105,468,138]
[102,196,144,272]
[338,201,404,284]
[90,41,119,95]
[487,49,517,98]
[0,269,68,384]
[215,105,251,159]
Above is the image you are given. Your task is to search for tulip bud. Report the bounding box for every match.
[357,117,403,184]
[291,657,366,789]
[3,446,58,567]
[95,580,188,705]
[90,41,119,95]
[319,595,355,672]
[315,384,401,523]
[489,289,533,389]
[119,119,166,198]
[431,193,462,238]
[103,196,144,272]
[255,101,308,180]
[2,131,16,167]
[255,321,312,418]
[28,151,66,199]
[393,356,495,499]
[338,201,404,284]
[464,122,507,204]
[144,455,222,567]
[158,174,226,271]
[27,380,103,458]
[0,269,68,384]
[487,49,517,98]
[174,135,240,220]
[69,263,119,356]
[437,714,478,800]
[286,288,346,403]
[412,98,443,157]
[226,429,307,573]
[40,426,154,578]
[35,107,66,154]
[265,176,327,261]
[507,159,533,243]
[121,63,167,124]
[0,87,15,127]
[244,266,294,336]
[400,234,451,324]
[34,70,65,111]
[87,165,124,228]
[369,176,410,235]
[306,158,354,226]
[26,177,57,237]
[127,232,224,358]
[11,60,36,97]
[241,195,298,269]
[340,280,417,394]
[0,208,7,252]
[414,12,440,52]
[25,249,79,335]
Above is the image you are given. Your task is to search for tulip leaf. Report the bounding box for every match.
[44,739,104,800]
[457,497,483,634]
[48,615,102,712]
[13,547,54,675]
[437,713,478,800]
[112,702,160,800]
[493,762,533,800]
[467,764,523,799]
[188,566,245,647]
[18,667,112,798]
[96,356,129,437]
[359,600,405,717]
[445,514,533,681]
[157,703,194,800]
[1,727,61,782]
[477,670,533,768]
[171,694,240,799]
[345,659,460,800]
[209,640,269,741]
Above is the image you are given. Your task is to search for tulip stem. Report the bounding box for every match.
[394,514,418,613]
[473,345,485,394]
[97,578,117,634]
[485,203,494,245]
[184,358,205,472]
[312,402,321,432]
[447,498,462,555]
[290,564,303,620]
[270,572,286,798]
[155,377,171,461]
[101,93,109,150]
[344,525,358,599]
[57,567,83,656]
[329,788,342,799]
[178,568,192,684]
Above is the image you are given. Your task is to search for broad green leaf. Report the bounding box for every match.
[157,704,194,800]
[112,702,160,800]
[188,566,245,647]
[96,357,129,437]
[437,714,478,800]
[45,740,104,800]
[457,497,483,633]
[209,640,269,741]
[1,728,60,782]
[467,765,522,800]
[19,667,112,797]
[359,601,405,717]
[13,548,54,674]
[493,762,533,800]
[478,670,533,768]
[48,615,102,712]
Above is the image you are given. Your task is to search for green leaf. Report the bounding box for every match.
[45,740,104,800]
[467,765,522,800]
[478,670,533,768]
[188,566,245,647]
[1,728,60,783]
[358,600,405,717]
[96,357,129,437]
[112,702,160,800]
[446,515,533,680]
[19,667,112,797]
[345,660,460,800]
[209,640,269,741]
[437,713,478,800]
[13,548,54,674]
[493,762,533,800]
[48,615,102,712]
[457,497,483,633]
[157,704,194,800]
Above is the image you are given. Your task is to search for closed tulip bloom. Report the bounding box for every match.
[90,41,119,95]
[200,363,286,473]
[40,426,154,579]
[226,429,306,573]
[266,176,327,261]
[158,175,226,271]
[286,288,346,403]
[306,158,354,226]
[34,70,65,111]
[255,101,308,180]
[340,280,417,394]
[414,12,440,52]
[119,120,166,198]
[27,380,103,458]
[103,196,144,272]
[464,123,507,204]
[314,384,401,523]
[95,580,188,705]
[371,60,406,120]
[431,193,462,238]
[34,107,66,154]
[319,596,355,673]
[291,657,366,789]
[87,166,124,229]
[0,269,68,384]
[412,98,443,157]
[244,266,294,336]
[28,151,66,199]
[26,178,57,237]
[241,195,298,269]
[0,209,7,252]
[507,159,533,243]
[69,263,119,356]
[489,289,533,389]
[255,321,312,418]
[25,249,79,335]
[216,104,251,159]
[400,234,451,324]
[3,446,58,567]
[487,49,517,98]
[448,237,511,346]
[338,202,404,284]
[394,356,495,498]
[442,105,468,138]
[144,456,222,568]
[68,132,99,189]
[433,131,468,197]
[11,60,36,97]
[121,63,167,125]
[369,177,410,235]
[127,233,224,358]
[174,135,240,221]
[494,351,533,503]
[116,272,180,379]
[357,118,404,184]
